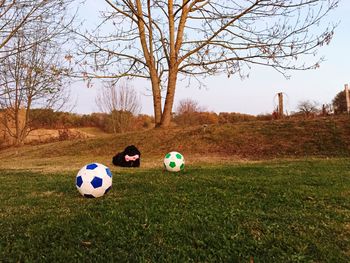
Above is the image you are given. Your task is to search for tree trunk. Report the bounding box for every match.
[160,69,177,127]
[150,73,162,127]
[159,0,177,128]
[14,107,21,146]
[14,108,27,146]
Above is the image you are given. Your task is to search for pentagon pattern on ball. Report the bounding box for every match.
[169,162,176,168]
[106,168,112,178]
[91,176,103,188]
[86,163,98,170]
[176,153,182,159]
[76,176,83,187]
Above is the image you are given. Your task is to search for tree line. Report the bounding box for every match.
[29,109,154,132]
[28,86,350,131]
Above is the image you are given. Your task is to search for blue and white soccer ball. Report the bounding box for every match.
[163,151,185,172]
[76,163,112,198]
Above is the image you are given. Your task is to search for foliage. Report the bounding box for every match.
[333,90,348,114]
[30,109,97,129]
[172,110,258,126]
[131,114,155,129]
[0,159,349,262]
[29,109,154,134]
[174,111,219,126]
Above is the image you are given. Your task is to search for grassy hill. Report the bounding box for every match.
[0,116,349,171]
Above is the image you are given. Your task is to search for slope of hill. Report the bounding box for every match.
[0,116,349,171]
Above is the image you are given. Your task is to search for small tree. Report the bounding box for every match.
[174,98,208,126]
[176,99,204,115]
[332,90,347,114]
[297,100,320,117]
[96,82,141,133]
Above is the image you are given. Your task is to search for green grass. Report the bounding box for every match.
[1,159,349,262]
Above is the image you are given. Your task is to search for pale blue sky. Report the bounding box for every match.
[71,1,350,116]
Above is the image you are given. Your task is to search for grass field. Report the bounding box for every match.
[1,159,349,262]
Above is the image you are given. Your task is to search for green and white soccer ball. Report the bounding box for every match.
[163,151,185,172]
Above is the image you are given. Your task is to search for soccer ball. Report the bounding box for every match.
[163,151,185,172]
[76,163,113,198]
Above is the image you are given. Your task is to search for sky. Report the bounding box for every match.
[70,1,350,116]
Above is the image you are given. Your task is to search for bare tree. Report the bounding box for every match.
[96,82,141,133]
[176,98,204,115]
[297,100,320,117]
[174,98,208,126]
[0,0,76,60]
[79,0,338,127]
[0,1,75,146]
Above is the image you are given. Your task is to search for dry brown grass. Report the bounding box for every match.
[0,116,349,172]
[0,145,252,173]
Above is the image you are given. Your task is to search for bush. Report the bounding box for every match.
[173,112,218,126]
